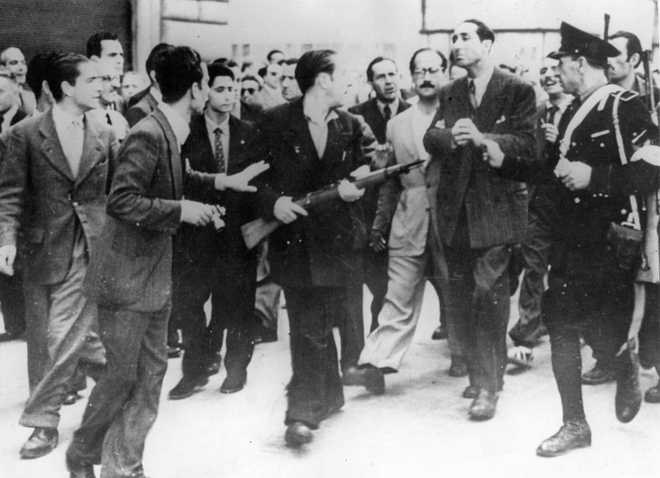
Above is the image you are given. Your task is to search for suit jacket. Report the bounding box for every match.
[424,67,538,249]
[255,98,367,287]
[0,109,118,284]
[348,97,410,144]
[126,92,159,127]
[84,108,215,311]
[373,106,431,257]
[177,113,259,267]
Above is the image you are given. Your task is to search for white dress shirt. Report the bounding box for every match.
[303,95,338,158]
[51,104,85,177]
[205,112,230,166]
[158,103,190,150]
[468,65,494,108]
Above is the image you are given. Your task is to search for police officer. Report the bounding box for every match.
[537,22,660,457]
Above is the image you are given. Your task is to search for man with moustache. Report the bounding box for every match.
[345,48,469,393]
[423,19,537,421]
[169,63,261,398]
[0,53,117,459]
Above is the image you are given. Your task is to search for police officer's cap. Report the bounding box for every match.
[548,22,620,64]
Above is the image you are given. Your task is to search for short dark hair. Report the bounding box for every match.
[267,49,284,62]
[26,51,59,97]
[610,30,643,68]
[86,32,120,58]
[146,43,173,77]
[257,66,267,78]
[156,46,204,104]
[241,75,262,89]
[283,57,298,66]
[408,48,448,75]
[463,18,495,43]
[46,53,89,102]
[208,62,235,85]
[295,49,336,94]
[366,56,397,82]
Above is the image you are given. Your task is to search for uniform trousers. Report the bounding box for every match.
[67,305,169,478]
[444,243,512,393]
[254,242,282,335]
[363,248,389,332]
[284,286,348,428]
[0,270,24,335]
[20,237,105,428]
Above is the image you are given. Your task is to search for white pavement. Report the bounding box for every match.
[1,284,660,478]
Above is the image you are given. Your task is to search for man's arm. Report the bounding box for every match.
[371,122,402,247]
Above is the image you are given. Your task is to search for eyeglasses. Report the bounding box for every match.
[413,67,441,77]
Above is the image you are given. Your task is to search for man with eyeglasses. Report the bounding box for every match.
[424,19,537,421]
[239,75,264,124]
[255,62,285,110]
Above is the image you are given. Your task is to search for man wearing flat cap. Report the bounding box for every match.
[537,21,660,457]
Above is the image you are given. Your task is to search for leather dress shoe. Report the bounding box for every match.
[431,324,448,340]
[284,421,313,447]
[19,427,58,459]
[167,344,182,358]
[615,348,642,423]
[0,330,24,342]
[63,391,83,406]
[468,389,498,421]
[536,420,591,457]
[342,364,385,394]
[462,384,479,399]
[645,380,660,403]
[253,324,278,344]
[581,362,615,385]
[66,453,96,478]
[168,376,208,400]
[448,356,468,377]
[206,353,222,376]
[220,370,247,394]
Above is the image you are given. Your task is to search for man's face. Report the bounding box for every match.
[0,76,18,113]
[607,37,634,84]
[557,55,581,94]
[2,48,27,85]
[411,50,446,99]
[269,52,284,65]
[326,54,351,107]
[191,63,210,114]
[121,72,145,101]
[241,79,259,101]
[97,61,121,107]
[370,59,399,103]
[99,39,124,75]
[281,63,301,101]
[264,63,282,89]
[67,61,102,111]
[539,59,563,95]
[207,74,236,114]
[451,22,490,68]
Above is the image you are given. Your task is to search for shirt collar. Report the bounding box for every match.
[158,103,190,147]
[205,110,230,135]
[149,86,162,103]
[52,103,84,128]
[469,64,494,92]
[303,95,338,125]
[545,95,572,112]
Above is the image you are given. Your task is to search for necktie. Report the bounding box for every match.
[0,112,4,134]
[468,79,477,109]
[106,112,113,126]
[213,127,225,173]
[546,105,559,125]
[383,104,392,122]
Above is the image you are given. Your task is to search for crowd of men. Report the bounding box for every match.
[1,16,660,478]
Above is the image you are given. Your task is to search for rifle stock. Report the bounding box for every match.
[241,160,424,250]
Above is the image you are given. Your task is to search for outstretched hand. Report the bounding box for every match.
[216,160,270,192]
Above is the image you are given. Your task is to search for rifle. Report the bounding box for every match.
[241,160,424,250]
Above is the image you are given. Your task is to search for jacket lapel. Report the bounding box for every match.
[284,99,319,163]
[75,115,106,187]
[228,116,249,174]
[39,110,75,182]
[474,68,506,130]
[153,108,183,199]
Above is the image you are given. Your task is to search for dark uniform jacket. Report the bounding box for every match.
[0,110,118,285]
[424,67,538,249]
[84,108,215,311]
[126,91,159,127]
[255,98,367,288]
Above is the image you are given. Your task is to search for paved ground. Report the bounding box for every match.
[1,285,660,478]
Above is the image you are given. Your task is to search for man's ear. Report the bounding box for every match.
[317,72,331,89]
[482,39,494,53]
[61,80,74,98]
[631,52,641,68]
[90,54,100,63]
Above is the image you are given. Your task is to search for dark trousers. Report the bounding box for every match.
[284,286,346,428]
[444,244,512,393]
[335,282,364,372]
[363,248,388,332]
[67,305,169,478]
[0,270,24,335]
[175,257,257,379]
[640,284,660,371]
[544,247,633,422]
[254,240,281,334]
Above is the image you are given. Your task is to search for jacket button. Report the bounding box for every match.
[573,197,581,204]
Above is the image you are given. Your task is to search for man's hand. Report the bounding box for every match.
[180,199,217,226]
[481,139,505,168]
[557,161,592,191]
[369,229,387,253]
[367,142,393,170]
[274,196,308,224]
[338,179,364,202]
[451,118,485,147]
[349,164,371,180]
[215,160,270,192]
[543,123,559,144]
[0,245,17,276]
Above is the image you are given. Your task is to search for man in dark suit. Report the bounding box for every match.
[65,47,267,478]
[125,43,173,127]
[169,63,260,399]
[424,19,537,421]
[0,53,118,459]
[255,49,368,447]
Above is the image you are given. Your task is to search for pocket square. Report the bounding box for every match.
[435,119,446,129]
[495,115,506,124]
